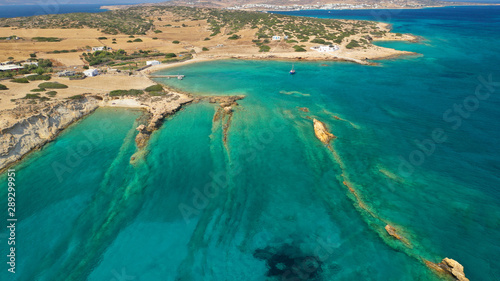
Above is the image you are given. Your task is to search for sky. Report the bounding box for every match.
[0,0,166,4]
[0,0,499,5]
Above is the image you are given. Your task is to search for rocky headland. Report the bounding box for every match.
[0,97,100,172]
[0,91,196,172]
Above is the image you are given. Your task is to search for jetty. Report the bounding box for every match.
[148,74,185,80]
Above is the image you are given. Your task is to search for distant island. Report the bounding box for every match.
[102,0,494,11]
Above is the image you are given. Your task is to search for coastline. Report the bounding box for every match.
[0,6,422,172]
[1,5,497,280]
[100,3,500,12]
[0,91,193,172]
[265,3,500,11]
[0,43,418,173]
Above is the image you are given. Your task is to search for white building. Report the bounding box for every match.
[146,60,161,66]
[57,70,76,77]
[22,62,38,67]
[310,45,340,52]
[0,64,23,71]
[92,46,106,52]
[83,69,99,77]
[272,36,281,41]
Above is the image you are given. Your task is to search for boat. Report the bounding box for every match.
[290,64,296,75]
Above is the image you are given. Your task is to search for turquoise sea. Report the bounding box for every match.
[0,4,111,18]
[1,6,500,281]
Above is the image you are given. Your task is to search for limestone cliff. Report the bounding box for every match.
[0,97,100,171]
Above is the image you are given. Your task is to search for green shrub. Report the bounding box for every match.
[32,37,62,42]
[165,53,177,58]
[259,45,271,52]
[152,37,158,40]
[127,40,133,43]
[0,84,8,90]
[149,91,166,96]
[46,91,57,97]
[38,59,53,68]
[109,89,143,96]
[26,74,51,81]
[172,40,180,44]
[133,38,143,42]
[310,38,326,44]
[98,37,108,40]
[38,82,68,89]
[30,88,46,92]
[228,34,240,40]
[68,95,84,100]
[145,84,163,92]
[346,39,361,49]
[83,65,89,69]
[11,78,29,83]
[154,30,162,33]
[286,39,298,43]
[202,47,209,51]
[293,45,307,52]
[129,35,135,38]
[204,37,210,41]
[23,93,41,99]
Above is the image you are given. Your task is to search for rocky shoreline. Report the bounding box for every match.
[0,84,247,172]
[0,97,101,173]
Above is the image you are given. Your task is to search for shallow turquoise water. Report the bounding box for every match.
[1,6,500,281]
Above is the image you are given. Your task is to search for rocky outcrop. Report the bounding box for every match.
[202,95,244,106]
[209,96,244,152]
[424,258,469,281]
[0,97,100,171]
[441,258,469,281]
[134,124,150,148]
[385,225,402,240]
[384,224,411,246]
[313,118,335,144]
[132,93,193,148]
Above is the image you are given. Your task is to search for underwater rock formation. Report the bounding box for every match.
[254,244,323,280]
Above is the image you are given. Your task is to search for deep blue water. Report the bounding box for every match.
[0,4,115,18]
[1,5,500,281]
